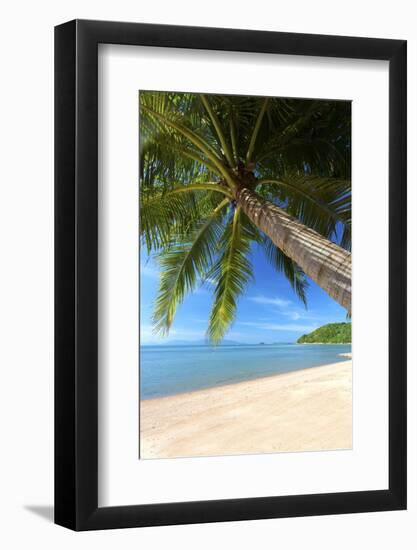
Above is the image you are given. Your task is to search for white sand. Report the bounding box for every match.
[140,360,352,459]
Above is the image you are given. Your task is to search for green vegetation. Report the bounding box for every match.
[297,322,351,344]
[140,91,351,343]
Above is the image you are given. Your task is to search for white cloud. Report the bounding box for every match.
[248,295,291,307]
[283,310,324,322]
[286,311,301,321]
[248,295,322,322]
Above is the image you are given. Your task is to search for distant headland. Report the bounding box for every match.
[297,322,351,344]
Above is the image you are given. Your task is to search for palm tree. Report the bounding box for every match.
[140,91,351,343]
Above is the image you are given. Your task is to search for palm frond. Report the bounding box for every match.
[140,93,236,189]
[207,207,253,343]
[246,97,269,164]
[140,186,224,253]
[339,221,352,252]
[200,94,235,167]
[152,199,229,335]
[256,100,351,177]
[256,174,351,249]
[261,236,309,305]
[140,139,208,192]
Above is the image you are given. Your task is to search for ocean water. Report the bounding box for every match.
[140,343,351,400]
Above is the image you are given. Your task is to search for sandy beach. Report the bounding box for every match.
[140,359,352,459]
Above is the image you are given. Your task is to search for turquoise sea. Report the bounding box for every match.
[140,343,351,400]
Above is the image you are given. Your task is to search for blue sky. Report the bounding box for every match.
[140,243,348,345]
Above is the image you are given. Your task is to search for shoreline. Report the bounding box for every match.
[298,342,351,345]
[140,359,352,459]
[141,355,351,402]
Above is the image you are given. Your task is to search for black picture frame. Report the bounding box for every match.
[55,19,407,531]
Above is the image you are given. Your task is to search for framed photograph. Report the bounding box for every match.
[55,19,406,530]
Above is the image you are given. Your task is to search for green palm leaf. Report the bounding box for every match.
[256,174,351,248]
[140,190,198,253]
[152,199,229,335]
[261,236,309,305]
[207,207,254,343]
[140,183,232,253]
[140,93,236,188]
[257,100,351,180]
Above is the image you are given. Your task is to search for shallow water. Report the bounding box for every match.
[140,343,351,400]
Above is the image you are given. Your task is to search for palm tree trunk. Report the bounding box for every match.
[236,186,351,313]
